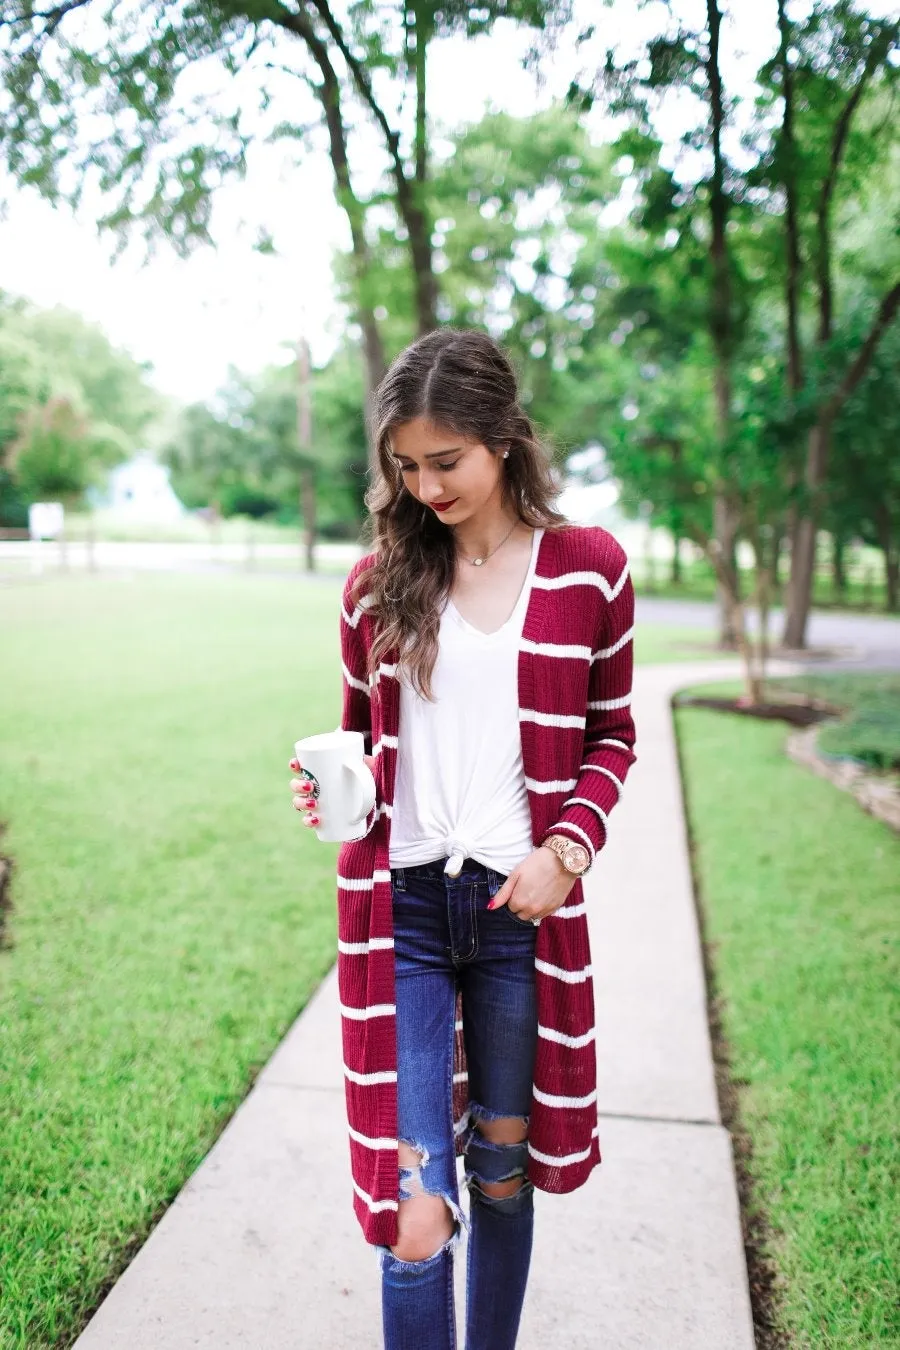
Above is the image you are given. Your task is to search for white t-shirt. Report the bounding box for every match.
[389,527,545,878]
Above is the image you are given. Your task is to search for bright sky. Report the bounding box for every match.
[0,1,803,407]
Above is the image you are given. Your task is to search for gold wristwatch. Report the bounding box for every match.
[541,834,591,876]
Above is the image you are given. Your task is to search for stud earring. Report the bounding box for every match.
[503,451,509,458]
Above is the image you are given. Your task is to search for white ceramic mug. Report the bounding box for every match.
[293,729,376,843]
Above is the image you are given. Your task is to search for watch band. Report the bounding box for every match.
[541,834,591,876]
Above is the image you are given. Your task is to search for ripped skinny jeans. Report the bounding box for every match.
[381,856,538,1350]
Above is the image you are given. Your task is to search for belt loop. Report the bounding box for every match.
[392,866,406,892]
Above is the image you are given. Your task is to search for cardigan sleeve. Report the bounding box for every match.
[538,537,637,869]
[336,561,379,835]
[338,563,374,757]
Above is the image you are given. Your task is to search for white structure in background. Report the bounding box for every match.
[28,501,66,575]
[99,453,186,523]
[559,444,622,526]
[28,501,65,539]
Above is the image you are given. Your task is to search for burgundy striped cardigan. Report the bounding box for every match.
[335,522,637,1246]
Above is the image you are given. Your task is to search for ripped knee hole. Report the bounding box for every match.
[469,1114,528,1146]
[473,1176,525,1199]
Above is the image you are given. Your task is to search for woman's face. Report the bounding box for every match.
[389,417,505,523]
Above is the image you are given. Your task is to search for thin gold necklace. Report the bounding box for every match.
[456,519,519,567]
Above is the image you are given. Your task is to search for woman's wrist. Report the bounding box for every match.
[540,834,591,876]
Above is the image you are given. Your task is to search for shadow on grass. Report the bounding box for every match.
[0,826,12,951]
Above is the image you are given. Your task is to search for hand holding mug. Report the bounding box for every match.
[288,727,378,844]
[289,754,377,828]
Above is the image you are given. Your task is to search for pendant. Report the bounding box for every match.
[473,557,484,566]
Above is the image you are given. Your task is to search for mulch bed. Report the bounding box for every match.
[673,695,841,728]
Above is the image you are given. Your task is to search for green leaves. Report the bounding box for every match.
[162,345,367,527]
[0,293,161,514]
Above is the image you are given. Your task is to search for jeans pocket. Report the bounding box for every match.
[502,906,537,929]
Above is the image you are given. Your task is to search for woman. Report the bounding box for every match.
[289,328,637,1350]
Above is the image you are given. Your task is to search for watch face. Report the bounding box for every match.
[566,846,590,873]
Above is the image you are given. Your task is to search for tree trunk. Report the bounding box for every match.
[705,0,741,652]
[280,4,386,461]
[746,516,774,703]
[782,420,827,648]
[783,520,817,647]
[671,535,682,585]
[875,505,899,611]
[831,531,847,596]
[784,279,900,643]
[777,0,804,397]
[408,1,437,335]
[297,337,315,573]
[704,534,763,703]
[300,467,317,574]
[714,490,740,650]
[301,0,438,335]
[776,0,804,629]
[886,549,899,613]
[773,521,786,594]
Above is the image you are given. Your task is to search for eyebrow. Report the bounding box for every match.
[391,446,465,462]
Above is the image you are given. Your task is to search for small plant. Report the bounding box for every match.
[818,694,900,772]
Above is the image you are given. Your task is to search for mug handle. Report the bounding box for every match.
[344,756,377,824]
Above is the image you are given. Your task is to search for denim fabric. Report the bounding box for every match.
[379,856,538,1350]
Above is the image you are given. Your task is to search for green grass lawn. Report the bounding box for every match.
[632,624,723,665]
[0,574,346,1347]
[0,571,717,1347]
[675,675,899,1347]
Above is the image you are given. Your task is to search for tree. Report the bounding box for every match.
[9,394,128,503]
[16,304,160,442]
[0,322,44,450]
[578,0,761,649]
[0,322,46,525]
[755,3,900,645]
[162,344,367,535]
[0,0,565,438]
[828,312,900,611]
[573,0,900,666]
[339,101,618,439]
[0,293,161,523]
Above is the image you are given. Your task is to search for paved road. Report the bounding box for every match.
[636,596,900,672]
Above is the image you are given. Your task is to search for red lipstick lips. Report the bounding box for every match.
[432,499,459,512]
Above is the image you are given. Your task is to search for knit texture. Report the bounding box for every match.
[335,523,637,1245]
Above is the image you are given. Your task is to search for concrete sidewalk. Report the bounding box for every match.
[75,658,794,1350]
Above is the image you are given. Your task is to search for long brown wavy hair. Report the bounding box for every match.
[347,328,569,702]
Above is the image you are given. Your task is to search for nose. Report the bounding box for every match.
[420,477,453,504]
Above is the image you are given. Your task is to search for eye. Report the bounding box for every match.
[399,461,459,473]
